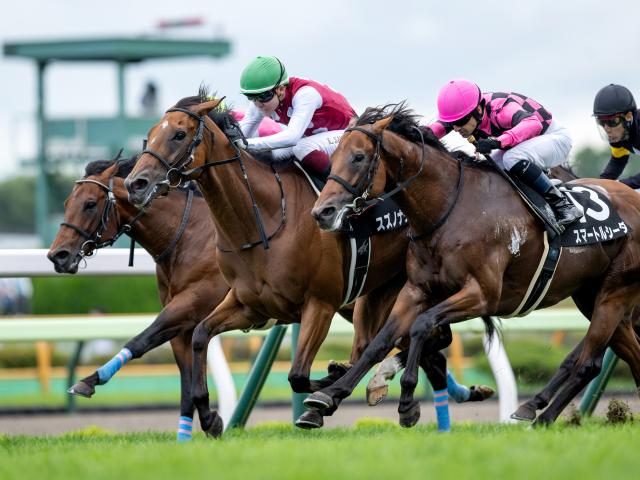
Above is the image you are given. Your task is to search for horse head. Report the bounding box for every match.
[311,116,393,231]
[125,91,226,208]
[48,161,124,273]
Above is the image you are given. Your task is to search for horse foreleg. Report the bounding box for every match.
[398,278,488,429]
[68,293,195,398]
[170,330,196,442]
[190,290,262,438]
[303,281,421,413]
[289,297,335,393]
[512,338,585,422]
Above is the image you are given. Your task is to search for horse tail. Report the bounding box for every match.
[481,315,501,347]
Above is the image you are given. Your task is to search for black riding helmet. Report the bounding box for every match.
[593,84,636,116]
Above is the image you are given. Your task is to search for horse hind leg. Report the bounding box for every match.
[535,283,639,426]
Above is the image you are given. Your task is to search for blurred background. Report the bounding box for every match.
[0,0,638,416]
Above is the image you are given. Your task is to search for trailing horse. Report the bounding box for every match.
[49,155,229,440]
[306,103,640,427]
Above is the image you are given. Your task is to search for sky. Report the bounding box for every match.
[1,0,638,179]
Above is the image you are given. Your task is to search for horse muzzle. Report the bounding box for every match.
[47,247,81,274]
[311,201,347,232]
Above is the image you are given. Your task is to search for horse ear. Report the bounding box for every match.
[193,96,226,116]
[371,116,394,133]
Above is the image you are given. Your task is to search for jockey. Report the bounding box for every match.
[427,79,581,226]
[238,56,356,177]
[594,84,640,189]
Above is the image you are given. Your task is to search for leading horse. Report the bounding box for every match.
[307,104,640,426]
[124,92,420,435]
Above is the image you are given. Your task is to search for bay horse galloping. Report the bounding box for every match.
[48,155,229,440]
[124,91,417,436]
[307,104,640,426]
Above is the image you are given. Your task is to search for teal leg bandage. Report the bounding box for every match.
[446,370,470,403]
[96,348,132,384]
[433,389,451,432]
[177,416,193,442]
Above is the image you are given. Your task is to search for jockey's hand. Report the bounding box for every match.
[233,138,248,150]
[475,137,501,154]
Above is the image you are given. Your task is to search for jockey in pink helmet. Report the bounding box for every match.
[427,79,580,226]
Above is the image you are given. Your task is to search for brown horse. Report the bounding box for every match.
[306,104,640,426]
[124,92,418,435]
[48,155,229,439]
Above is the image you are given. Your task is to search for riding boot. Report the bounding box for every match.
[509,160,582,226]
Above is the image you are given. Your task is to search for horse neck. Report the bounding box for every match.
[383,132,461,231]
[112,179,189,260]
[195,136,280,249]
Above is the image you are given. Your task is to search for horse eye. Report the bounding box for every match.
[173,131,186,141]
[84,201,97,211]
[353,153,366,163]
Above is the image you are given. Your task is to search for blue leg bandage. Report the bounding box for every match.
[433,389,451,433]
[177,416,193,442]
[447,370,470,403]
[96,348,132,384]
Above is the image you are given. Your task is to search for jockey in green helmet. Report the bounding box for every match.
[238,56,356,177]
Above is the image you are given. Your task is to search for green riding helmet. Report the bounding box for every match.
[239,56,289,94]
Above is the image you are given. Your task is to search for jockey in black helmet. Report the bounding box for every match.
[595,84,640,189]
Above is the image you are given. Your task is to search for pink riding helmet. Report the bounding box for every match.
[437,79,482,123]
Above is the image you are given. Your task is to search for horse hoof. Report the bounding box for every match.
[295,410,324,429]
[203,411,224,438]
[398,401,421,428]
[366,384,388,407]
[531,416,552,428]
[67,381,95,398]
[468,385,495,402]
[511,404,537,422]
[304,392,334,410]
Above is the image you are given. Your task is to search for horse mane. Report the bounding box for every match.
[84,150,137,179]
[356,102,447,152]
[174,85,279,165]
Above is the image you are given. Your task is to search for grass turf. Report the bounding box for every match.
[0,420,638,480]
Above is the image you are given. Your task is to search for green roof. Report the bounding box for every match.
[3,36,231,63]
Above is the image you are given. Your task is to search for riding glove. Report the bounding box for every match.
[475,137,501,154]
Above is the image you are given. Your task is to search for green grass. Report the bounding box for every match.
[0,421,638,479]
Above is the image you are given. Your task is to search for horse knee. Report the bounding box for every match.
[576,357,602,381]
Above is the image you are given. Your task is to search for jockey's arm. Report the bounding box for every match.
[600,152,629,181]
[247,86,323,151]
[494,107,544,148]
[238,102,264,138]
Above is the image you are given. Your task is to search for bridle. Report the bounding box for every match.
[60,177,142,258]
[327,124,464,239]
[60,175,194,265]
[140,106,286,251]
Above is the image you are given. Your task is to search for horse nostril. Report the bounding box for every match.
[52,250,69,264]
[131,178,149,192]
[312,205,336,222]
[320,206,336,219]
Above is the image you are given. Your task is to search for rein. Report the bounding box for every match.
[141,106,287,251]
[327,124,464,239]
